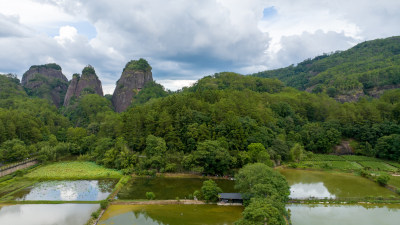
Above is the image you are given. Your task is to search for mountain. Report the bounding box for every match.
[21,63,69,107]
[253,36,400,102]
[112,59,153,112]
[63,65,104,106]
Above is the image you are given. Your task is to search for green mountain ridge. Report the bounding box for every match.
[252,36,400,102]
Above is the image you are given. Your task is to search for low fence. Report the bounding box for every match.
[0,158,38,177]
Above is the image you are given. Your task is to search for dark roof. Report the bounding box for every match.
[219,193,242,200]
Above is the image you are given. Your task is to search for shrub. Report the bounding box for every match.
[201,179,222,202]
[100,200,109,209]
[377,174,390,186]
[146,191,156,200]
[91,211,99,219]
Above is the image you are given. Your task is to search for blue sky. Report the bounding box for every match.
[0,0,399,93]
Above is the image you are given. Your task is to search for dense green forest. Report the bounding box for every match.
[1,67,400,174]
[252,36,400,100]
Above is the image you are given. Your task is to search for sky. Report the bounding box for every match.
[0,0,399,93]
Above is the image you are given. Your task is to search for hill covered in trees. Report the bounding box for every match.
[1,36,400,175]
[252,36,400,102]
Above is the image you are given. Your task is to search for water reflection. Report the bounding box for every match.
[13,180,117,201]
[290,182,335,199]
[118,177,235,200]
[279,169,395,199]
[288,204,400,225]
[0,204,98,225]
[99,204,243,225]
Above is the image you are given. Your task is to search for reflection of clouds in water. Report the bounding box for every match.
[290,182,336,199]
[0,204,98,225]
[16,180,112,201]
[58,184,78,201]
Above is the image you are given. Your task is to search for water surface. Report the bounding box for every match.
[279,169,395,199]
[0,204,98,225]
[99,204,243,225]
[12,180,117,201]
[117,177,235,200]
[288,204,400,225]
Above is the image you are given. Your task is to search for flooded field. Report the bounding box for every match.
[99,204,243,225]
[279,169,395,199]
[12,179,117,201]
[288,204,400,225]
[117,177,235,200]
[0,204,98,225]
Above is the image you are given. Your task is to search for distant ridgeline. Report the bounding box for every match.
[252,36,400,102]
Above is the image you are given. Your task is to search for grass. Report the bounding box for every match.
[341,155,381,162]
[25,161,122,180]
[305,154,345,161]
[0,178,37,200]
[358,161,398,172]
[298,161,362,171]
[386,161,400,169]
[388,176,400,189]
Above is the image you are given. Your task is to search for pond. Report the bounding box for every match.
[117,177,235,200]
[0,204,98,225]
[12,179,117,201]
[288,204,400,225]
[98,204,243,225]
[279,169,395,199]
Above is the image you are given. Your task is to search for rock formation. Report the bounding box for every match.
[63,65,104,106]
[112,59,153,112]
[21,63,69,107]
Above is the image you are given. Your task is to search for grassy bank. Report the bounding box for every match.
[25,161,122,180]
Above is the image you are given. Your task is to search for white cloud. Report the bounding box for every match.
[0,0,400,94]
[157,79,197,91]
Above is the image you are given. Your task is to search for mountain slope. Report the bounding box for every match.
[253,36,400,102]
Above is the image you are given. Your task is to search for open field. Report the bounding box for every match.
[25,161,122,180]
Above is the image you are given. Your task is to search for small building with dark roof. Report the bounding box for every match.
[219,193,243,204]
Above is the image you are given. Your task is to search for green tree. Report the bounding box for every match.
[290,143,304,162]
[247,143,273,166]
[235,197,286,225]
[201,179,222,202]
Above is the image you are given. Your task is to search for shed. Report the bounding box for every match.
[219,193,243,204]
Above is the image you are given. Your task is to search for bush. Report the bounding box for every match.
[91,211,99,219]
[146,191,156,200]
[201,179,222,202]
[377,174,390,186]
[100,200,109,209]
[193,190,203,200]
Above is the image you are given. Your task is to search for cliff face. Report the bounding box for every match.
[63,66,104,107]
[21,64,68,107]
[112,59,153,112]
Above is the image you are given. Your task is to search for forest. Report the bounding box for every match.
[252,36,400,99]
[1,68,400,175]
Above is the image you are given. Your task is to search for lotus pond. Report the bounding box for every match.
[117,177,235,200]
[279,169,395,199]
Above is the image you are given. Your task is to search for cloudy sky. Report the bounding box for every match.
[0,0,399,93]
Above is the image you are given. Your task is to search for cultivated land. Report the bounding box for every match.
[288,154,400,174]
[25,161,122,180]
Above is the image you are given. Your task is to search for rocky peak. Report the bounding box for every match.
[63,65,104,107]
[21,63,69,107]
[112,59,153,112]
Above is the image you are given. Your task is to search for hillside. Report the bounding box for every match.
[253,36,400,102]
